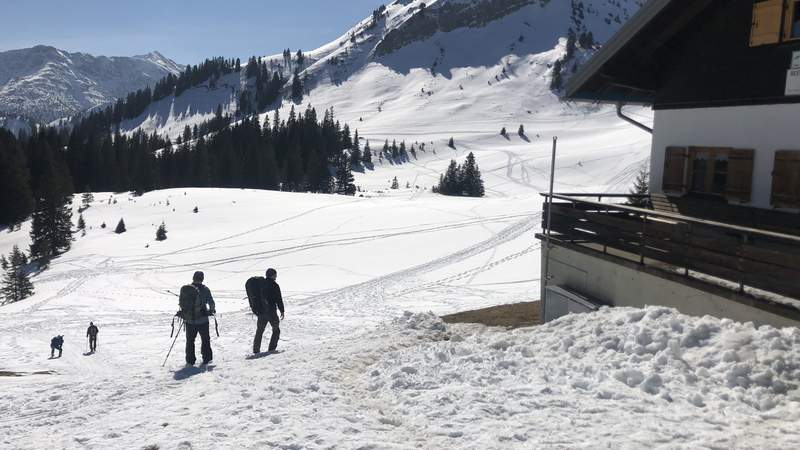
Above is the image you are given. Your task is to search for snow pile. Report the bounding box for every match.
[361,306,800,447]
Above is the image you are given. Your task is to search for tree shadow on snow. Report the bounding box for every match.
[173,365,214,380]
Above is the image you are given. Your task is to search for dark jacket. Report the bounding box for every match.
[87,325,98,337]
[51,336,63,349]
[263,279,284,316]
[183,283,216,325]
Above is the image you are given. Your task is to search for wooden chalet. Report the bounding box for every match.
[538,0,800,327]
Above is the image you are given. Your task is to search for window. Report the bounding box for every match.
[788,1,800,39]
[772,150,800,208]
[688,147,732,195]
[663,147,754,202]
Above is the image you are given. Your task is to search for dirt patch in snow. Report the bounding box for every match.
[441,301,540,329]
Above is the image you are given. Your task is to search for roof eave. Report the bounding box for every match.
[565,0,675,101]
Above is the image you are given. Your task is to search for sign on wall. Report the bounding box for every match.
[793,51,800,69]
[786,68,800,96]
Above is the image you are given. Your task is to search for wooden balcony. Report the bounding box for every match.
[540,194,800,305]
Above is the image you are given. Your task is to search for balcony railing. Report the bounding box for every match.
[541,193,800,301]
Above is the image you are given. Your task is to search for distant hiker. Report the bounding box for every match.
[86,322,99,352]
[50,335,64,358]
[176,271,216,365]
[252,268,285,354]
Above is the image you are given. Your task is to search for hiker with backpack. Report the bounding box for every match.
[176,271,216,366]
[86,322,99,352]
[247,268,285,354]
[50,335,64,358]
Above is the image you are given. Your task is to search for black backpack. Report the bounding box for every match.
[179,284,203,321]
[245,276,266,316]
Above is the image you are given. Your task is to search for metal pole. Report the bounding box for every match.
[162,320,184,367]
[542,136,557,322]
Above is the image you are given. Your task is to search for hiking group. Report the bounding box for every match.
[170,267,285,367]
[49,321,98,358]
[47,268,285,366]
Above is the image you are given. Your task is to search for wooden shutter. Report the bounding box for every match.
[726,149,755,202]
[750,0,785,47]
[783,1,799,40]
[662,146,688,195]
[772,150,800,208]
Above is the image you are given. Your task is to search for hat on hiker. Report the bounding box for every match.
[193,271,205,282]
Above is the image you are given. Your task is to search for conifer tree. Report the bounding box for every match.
[362,140,373,166]
[155,222,168,241]
[448,137,455,149]
[437,160,461,195]
[335,156,356,195]
[0,254,7,271]
[1,245,34,304]
[0,130,34,226]
[291,72,303,102]
[500,127,507,136]
[628,165,650,208]
[391,140,399,159]
[29,150,73,265]
[351,130,361,164]
[81,191,94,210]
[391,177,400,189]
[77,213,86,231]
[518,124,525,136]
[115,219,126,234]
[461,152,485,197]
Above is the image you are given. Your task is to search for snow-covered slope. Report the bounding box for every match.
[1,187,798,448]
[0,45,182,123]
[121,0,644,139]
[116,0,650,200]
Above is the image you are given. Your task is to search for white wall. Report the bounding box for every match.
[544,245,799,329]
[649,103,800,209]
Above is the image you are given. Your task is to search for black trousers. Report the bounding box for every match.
[185,322,212,364]
[253,313,280,353]
[89,336,97,351]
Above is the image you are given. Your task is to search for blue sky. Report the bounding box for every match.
[0,0,388,64]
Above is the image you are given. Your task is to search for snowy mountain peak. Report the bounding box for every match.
[0,46,183,123]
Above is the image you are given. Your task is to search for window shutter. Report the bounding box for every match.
[726,149,755,202]
[750,0,785,47]
[772,150,800,208]
[783,0,798,41]
[662,146,688,195]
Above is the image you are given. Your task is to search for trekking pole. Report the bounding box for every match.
[162,318,184,367]
[213,316,219,337]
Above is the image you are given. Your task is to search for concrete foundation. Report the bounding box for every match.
[542,244,799,329]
